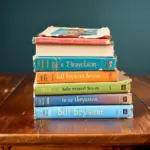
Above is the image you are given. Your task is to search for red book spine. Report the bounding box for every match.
[34,37,112,45]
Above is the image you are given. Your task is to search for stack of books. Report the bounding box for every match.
[33,26,133,119]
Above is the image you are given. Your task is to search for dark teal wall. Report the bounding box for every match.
[1,0,150,74]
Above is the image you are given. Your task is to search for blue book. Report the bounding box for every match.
[34,105,133,119]
[33,56,117,71]
[34,93,132,107]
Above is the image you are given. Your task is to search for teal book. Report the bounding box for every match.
[33,56,117,71]
[34,72,131,95]
[34,105,133,119]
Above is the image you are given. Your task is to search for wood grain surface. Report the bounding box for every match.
[0,74,150,149]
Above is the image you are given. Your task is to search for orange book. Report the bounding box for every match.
[36,70,119,83]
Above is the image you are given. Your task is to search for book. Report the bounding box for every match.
[35,70,119,84]
[34,93,132,107]
[34,26,114,56]
[33,56,117,71]
[33,37,112,45]
[33,72,131,95]
[38,26,111,39]
[34,105,133,119]
[35,44,114,57]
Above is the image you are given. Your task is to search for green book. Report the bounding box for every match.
[34,72,131,95]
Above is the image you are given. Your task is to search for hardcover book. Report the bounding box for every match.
[33,56,117,71]
[34,93,132,107]
[33,37,112,45]
[33,72,131,95]
[34,44,114,57]
[34,105,133,119]
[33,26,114,57]
[35,70,119,84]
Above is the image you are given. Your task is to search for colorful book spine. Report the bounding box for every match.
[36,70,119,83]
[33,37,112,45]
[34,105,133,119]
[34,93,132,107]
[33,56,117,71]
[34,80,131,95]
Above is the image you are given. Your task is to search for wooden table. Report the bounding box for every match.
[0,74,150,150]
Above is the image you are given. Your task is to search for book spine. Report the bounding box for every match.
[34,81,131,95]
[34,105,133,119]
[33,56,117,71]
[33,37,112,45]
[34,93,132,107]
[36,70,119,83]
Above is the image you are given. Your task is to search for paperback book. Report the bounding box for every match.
[33,56,117,71]
[34,72,131,95]
[35,70,119,83]
[34,105,133,119]
[34,93,132,107]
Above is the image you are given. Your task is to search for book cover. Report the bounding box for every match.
[33,56,117,71]
[34,105,133,119]
[33,72,131,95]
[34,93,132,107]
[33,37,112,45]
[35,70,119,84]
[38,26,111,39]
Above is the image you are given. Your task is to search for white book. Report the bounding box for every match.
[35,44,114,56]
